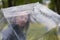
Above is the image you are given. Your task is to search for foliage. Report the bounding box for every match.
[48,0,60,14]
[48,0,56,12]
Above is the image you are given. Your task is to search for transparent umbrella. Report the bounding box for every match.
[1,2,60,40]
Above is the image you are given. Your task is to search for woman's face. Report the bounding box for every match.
[16,15,28,27]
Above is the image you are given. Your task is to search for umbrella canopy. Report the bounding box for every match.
[1,2,60,39]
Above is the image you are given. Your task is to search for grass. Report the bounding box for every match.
[40,28,58,40]
[27,23,58,40]
[0,23,59,40]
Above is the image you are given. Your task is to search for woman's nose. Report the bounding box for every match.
[21,18,27,22]
[21,19,26,22]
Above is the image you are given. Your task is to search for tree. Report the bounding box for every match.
[2,0,5,8]
[1,0,43,8]
[8,0,13,7]
[48,0,60,15]
[12,0,43,6]
[54,0,60,14]
[48,0,56,12]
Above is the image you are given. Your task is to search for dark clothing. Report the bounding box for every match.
[2,13,30,40]
[2,24,26,40]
